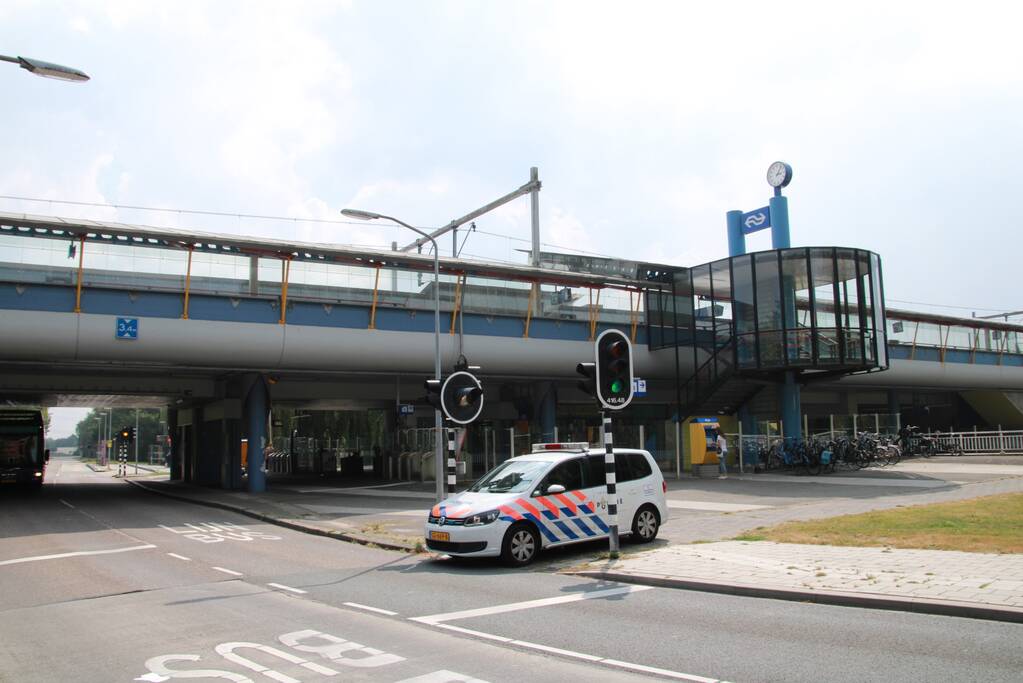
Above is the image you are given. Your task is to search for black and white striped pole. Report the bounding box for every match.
[602,410,620,557]
[446,421,457,496]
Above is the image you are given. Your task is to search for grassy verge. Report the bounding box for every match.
[734,493,1023,554]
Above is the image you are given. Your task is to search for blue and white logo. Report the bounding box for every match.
[741,206,772,234]
[633,378,647,396]
[116,317,138,340]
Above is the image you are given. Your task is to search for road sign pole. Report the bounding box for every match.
[446,421,457,496]
[602,410,620,559]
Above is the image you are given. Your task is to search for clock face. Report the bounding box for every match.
[767,161,791,188]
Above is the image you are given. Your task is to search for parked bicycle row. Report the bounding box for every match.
[739,425,963,475]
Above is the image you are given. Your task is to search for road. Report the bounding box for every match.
[1,456,1021,682]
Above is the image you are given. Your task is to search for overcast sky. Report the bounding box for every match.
[3,1,1021,436]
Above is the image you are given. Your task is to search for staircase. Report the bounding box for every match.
[679,338,764,419]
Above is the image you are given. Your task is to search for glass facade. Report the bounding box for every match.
[649,246,889,374]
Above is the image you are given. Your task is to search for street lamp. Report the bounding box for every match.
[341,208,444,501]
[0,54,89,82]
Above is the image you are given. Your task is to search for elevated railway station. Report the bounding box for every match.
[2,211,1022,491]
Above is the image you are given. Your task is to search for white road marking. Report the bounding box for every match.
[343,602,398,616]
[59,499,75,509]
[425,617,720,682]
[507,639,603,662]
[667,500,772,512]
[293,486,435,499]
[0,544,156,566]
[410,585,653,625]
[167,553,191,561]
[298,503,427,517]
[736,474,949,488]
[213,566,243,576]
[267,582,307,594]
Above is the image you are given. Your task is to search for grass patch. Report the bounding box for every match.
[735,493,1023,554]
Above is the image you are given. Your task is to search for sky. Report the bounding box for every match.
[3,0,1021,436]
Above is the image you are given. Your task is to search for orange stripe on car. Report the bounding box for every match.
[515,498,543,519]
[553,493,578,515]
[499,505,523,520]
[536,496,561,518]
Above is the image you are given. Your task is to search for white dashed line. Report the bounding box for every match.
[344,602,398,616]
[213,566,243,576]
[267,582,307,594]
[602,659,720,682]
[167,553,191,561]
[59,499,75,509]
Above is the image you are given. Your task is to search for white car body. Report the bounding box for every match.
[424,445,668,560]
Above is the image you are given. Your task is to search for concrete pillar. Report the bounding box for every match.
[769,195,791,249]
[242,374,269,493]
[167,408,181,481]
[780,371,802,442]
[538,382,557,443]
[726,210,746,257]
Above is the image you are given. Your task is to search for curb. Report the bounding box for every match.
[124,479,422,555]
[569,569,1023,624]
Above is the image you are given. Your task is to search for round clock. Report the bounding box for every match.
[767,161,792,188]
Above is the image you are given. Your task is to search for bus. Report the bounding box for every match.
[0,410,49,489]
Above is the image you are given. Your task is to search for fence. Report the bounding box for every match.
[929,429,1023,454]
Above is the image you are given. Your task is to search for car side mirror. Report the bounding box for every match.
[44,449,51,463]
[546,484,566,495]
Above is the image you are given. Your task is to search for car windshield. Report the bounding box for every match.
[468,459,550,494]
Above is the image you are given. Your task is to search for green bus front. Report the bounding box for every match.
[0,410,48,489]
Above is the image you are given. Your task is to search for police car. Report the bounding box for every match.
[425,442,668,566]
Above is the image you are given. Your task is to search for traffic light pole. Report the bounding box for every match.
[446,420,457,496]
[602,410,620,558]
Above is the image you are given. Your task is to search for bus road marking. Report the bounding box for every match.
[1,544,156,566]
[213,566,243,576]
[267,582,307,594]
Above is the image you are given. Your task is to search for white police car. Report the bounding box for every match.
[425,443,668,566]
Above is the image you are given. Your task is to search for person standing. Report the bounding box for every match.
[716,430,728,479]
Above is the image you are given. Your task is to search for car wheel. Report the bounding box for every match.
[501,523,540,567]
[631,505,660,543]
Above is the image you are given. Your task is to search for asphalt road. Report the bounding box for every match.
[2,456,1021,682]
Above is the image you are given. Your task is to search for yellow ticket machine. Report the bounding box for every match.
[687,418,720,465]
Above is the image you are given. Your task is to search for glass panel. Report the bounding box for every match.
[732,255,756,369]
[711,259,732,350]
[836,248,862,364]
[674,271,694,347]
[871,254,887,366]
[691,264,713,350]
[755,252,782,366]
[782,249,811,365]
[858,252,875,362]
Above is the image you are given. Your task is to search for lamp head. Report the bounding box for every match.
[341,208,382,221]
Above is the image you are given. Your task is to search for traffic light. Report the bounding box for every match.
[424,378,443,412]
[441,371,484,424]
[119,427,131,441]
[596,329,634,410]
[130,426,137,442]
[576,362,597,398]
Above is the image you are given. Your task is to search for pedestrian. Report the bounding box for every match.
[716,430,728,479]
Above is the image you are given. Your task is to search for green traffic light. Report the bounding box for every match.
[610,379,623,394]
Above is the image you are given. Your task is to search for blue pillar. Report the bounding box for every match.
[243,375,269,493]
[780,371,802,442]
[538,382,557,443]
[726,210,746,256]
[769,195,790,249]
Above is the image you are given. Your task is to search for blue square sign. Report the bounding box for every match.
[116,317,138,340]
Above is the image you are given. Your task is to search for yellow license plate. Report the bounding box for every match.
[429,531,450,542]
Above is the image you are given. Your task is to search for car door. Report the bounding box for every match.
[613,451,639,527]
[531,457,605,546]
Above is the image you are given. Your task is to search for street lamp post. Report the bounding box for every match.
[341,208,444,502]
[94,417,103,464]
[0,54,89,81]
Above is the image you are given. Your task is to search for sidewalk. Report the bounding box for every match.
[121,471,1023,624]
[571,540,1023,623]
